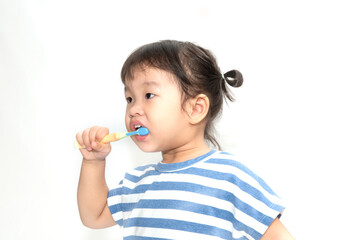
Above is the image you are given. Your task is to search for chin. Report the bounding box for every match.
[135,142,160,153]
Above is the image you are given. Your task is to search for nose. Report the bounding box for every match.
[128,101,144,118]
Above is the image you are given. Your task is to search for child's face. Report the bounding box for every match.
[124,67,191,152]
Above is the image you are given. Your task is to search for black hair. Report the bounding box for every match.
[121,40,243,150]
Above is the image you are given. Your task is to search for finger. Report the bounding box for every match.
[76,131,85,149]
[82,128,92,151]
[92,127,109,150]
[89,126,100,146]
[96,127,109,142]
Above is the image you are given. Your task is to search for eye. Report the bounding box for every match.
[126,97,133,103]
[145,93,155,99]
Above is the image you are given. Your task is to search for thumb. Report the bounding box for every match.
[91,141,110,152]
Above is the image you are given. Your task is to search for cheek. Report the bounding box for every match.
[153,108,187,131]
[125,112,131,130]
[146,108,169,131]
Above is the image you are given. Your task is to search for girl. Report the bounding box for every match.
[76,40,294,239]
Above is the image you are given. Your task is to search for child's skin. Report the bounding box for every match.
[76,67,294,239]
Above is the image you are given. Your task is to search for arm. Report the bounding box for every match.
[260,217,295,240]
[76,126,116,229]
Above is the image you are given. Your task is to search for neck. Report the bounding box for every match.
[161,141,211,164]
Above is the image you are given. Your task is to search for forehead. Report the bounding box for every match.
[124,66,178,90]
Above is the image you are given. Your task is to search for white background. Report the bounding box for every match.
[1,0,359,239]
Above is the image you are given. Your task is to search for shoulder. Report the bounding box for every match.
[202,151,286,237]
[122,163,159,184]
[204,150,285,214]
[109,163,158,193]
[202,151,259,184]
[204,150,248,170]
[204,151,279,196]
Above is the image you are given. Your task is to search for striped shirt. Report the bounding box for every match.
[108,150,285,240]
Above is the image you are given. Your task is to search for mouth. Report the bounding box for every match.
[131,121,147,132]
[131,122,148,141]
[134,124,142,131]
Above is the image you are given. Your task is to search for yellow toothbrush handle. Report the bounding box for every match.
[74,132,127,149]
[101,133,121,143]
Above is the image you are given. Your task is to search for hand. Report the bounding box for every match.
[76,126,111,161]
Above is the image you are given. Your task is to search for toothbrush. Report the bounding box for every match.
[74,127,149,149]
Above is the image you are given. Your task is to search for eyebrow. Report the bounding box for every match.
[124,80,161,92]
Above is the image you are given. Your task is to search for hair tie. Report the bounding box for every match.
[223,70,243,88]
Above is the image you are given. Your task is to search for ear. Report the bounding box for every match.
[185,94,210,125]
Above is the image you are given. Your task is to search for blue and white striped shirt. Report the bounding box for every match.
[108,150,285,240]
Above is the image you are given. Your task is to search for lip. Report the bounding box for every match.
[130,120,145,132]
[129,119,149,141]
[134,134,147,141]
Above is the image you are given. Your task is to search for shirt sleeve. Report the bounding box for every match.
[207,152,286,240]
[232,165,286,239]
[107,163,157,226]
[107,179,125,226]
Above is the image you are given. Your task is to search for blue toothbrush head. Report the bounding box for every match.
[137,127,149,136]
